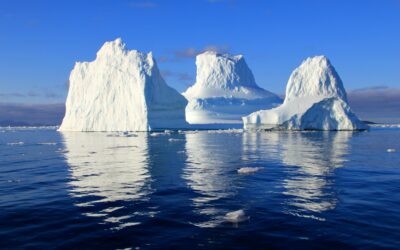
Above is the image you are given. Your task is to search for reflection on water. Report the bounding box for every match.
[281,132,352,216]
[183,131,242,228]
[61,132,153,229]
[61,129,353,228]
[243,131,352,219]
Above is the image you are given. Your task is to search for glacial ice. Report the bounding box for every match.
[59,38,188,132]
[224,209,249,223]
[183,51,282,125]
[243,56,367,130]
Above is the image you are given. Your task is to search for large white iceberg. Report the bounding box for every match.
[182,51,282,125]
[243,56,367,130]
[59,38,188,132]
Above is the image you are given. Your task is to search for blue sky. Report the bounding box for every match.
[0,0,399,123]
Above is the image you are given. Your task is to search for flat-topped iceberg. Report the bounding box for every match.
[59,38,188,132]
[243,56,367,130]
[183,51,282,125]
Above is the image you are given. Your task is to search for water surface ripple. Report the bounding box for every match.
[0,128,399,249]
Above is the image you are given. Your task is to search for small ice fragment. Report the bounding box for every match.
[150,133,162,137]
[37,142,57,145]
[237,167,262,174]
[225,209,249,223]
[7,142,24,145]
[168,138,183,142]
[387,148,396,153]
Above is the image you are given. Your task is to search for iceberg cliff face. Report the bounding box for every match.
[59,38,187,131]
[243,56,367,130]
[183,51,282,124]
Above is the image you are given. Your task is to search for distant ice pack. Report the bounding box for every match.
[59,38,188,132]
[243,56,367,131]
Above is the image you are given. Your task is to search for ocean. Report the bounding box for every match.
[0,127,399,249]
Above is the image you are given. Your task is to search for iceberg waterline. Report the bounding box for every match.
[59,38,365,131]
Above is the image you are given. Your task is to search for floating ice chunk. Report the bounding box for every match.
[168,138,184,142]
[387,148,396,153]
[225,209,249,223]
[150,132,163,137]
[237,167,262,174]
[37,142,57,145]
[206,129,243,134]
[7,142,24,145]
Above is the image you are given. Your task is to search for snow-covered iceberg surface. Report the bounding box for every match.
[243,56,367,130]
[182,51,282,125]
[59,38,188,132]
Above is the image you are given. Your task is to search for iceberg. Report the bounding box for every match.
[59,38,188,132]
[243,56,367,130]
[182,51,282,125]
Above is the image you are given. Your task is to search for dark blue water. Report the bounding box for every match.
[0,127,399,249]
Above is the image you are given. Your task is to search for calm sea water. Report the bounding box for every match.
[0,127,399,249]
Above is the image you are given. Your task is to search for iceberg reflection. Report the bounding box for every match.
[183,131,242,227]
[281,132,352,215]
[61,132,152,229]
[243,131,352,218]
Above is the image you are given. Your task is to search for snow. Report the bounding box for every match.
[183,51,282,124]
[59,38,188,132]
[224,210,249,223]
[237,167,262,174]
[243,56,367,131]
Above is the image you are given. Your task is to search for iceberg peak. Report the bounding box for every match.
[183,51,273,99]
[96,38,127,57]
[285,55,347,103]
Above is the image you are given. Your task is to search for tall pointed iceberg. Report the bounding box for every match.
[243,56,367,130]
[59,38,188,131]
[182,51,282,125]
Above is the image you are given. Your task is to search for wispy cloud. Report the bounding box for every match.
[128,1,158,9]
[160,70,194,86]
[159,45,231,62]
[173,48,198,60]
